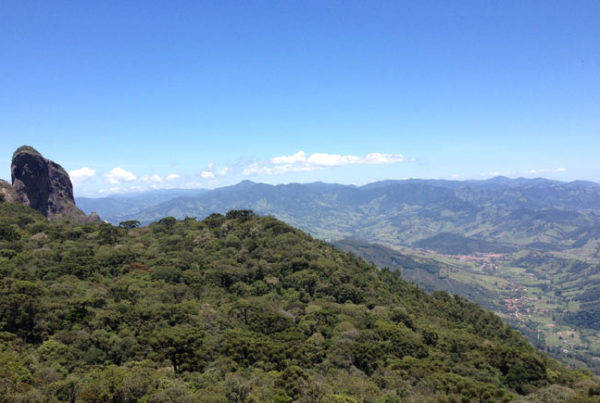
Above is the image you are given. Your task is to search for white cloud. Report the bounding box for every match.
[362,153,406,164]
[166,174,180,181]
[242,163,262,175]
[271,151,307,164]
[244,151,406,175]
[69,167,95,185]
[105,167,137,184]
[140,174,164,183]
[196,162,231,179]
[307,153,360,166]
[242,162,309,176]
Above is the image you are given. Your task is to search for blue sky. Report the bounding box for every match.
[1,1,599,196]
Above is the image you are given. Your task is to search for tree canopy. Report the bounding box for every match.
[0,201,597,402]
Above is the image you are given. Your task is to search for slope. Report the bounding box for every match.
[0,201,598,401]
[335,237,600,374]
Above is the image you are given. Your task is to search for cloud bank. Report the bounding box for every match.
[78,150,407,195]
[69,167,95,185]
[243,151,406,175]
[105,167,137,184]
[99,170,183,192]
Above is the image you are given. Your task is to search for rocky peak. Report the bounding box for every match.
[7,146,99,221]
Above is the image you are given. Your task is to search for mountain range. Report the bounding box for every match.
[78,177,600,255]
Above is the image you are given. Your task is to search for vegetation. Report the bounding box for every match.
[414,233,515,255]
[0,201,598,401]
[119,220,141,229]
[336,238,600,374]
[76,179,600,374]
[13,145,42,158]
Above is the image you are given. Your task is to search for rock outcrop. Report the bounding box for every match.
[6,146,99,222]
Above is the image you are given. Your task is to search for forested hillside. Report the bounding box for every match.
[335,238,600,375]
[0,200,598,402]
[76,177,600,374]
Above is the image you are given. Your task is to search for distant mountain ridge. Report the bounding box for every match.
[77,188,208,223]
[78,177,600,254]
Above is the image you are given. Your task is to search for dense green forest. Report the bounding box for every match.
[0,200,599,402]
[76,178,600,372]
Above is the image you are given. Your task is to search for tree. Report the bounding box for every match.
[157,216,176,228]
[119,220,140,229]
[225,210,255,221]
[150,326,205,374]
[0,279,42,341]
[0,224,20,241]
[99,224,121,245]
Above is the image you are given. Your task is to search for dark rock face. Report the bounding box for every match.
[9,146,99,221]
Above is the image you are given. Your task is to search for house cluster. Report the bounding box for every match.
[503,295,534,321]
